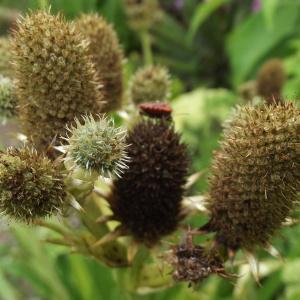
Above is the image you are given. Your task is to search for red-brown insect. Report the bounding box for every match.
[139,102,172,119]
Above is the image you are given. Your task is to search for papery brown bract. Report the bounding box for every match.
[109,118,189,244]
[12,11,104,153]
[206,102,300,250]
[76,14,124,112]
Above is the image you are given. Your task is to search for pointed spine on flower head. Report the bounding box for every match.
[204,102,300,251]
[256,59,285,104]
[0,37,13,78]
[129,65,170,105]
[61,114,129,178]
[108,116,189,245]
[0,76,17,121]
[12,11,104,154]
[75,14,124,112]
[123,0,162,32]
[0,147,66,223]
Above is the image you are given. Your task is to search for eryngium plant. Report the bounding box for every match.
[62,115,129,178]
[0,147,66,223]
[108,117,189,244]
[0,76,17,121]
[205,102,300,250]
[12,11,103,152]
[129,65,170,104]
[76,14,124,112]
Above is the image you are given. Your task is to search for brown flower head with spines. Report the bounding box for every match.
[108,117,189,245]
[257,59,285,105]
[204,102,300,251]
[0,147,66,223]
[12,10,104,153]
[75,14,124,112]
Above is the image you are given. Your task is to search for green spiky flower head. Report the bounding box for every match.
[130,65,170,105]
[206,102,300,251]
[0,147,66,223]
[62,115,129,178]
[0,76,17,121]
[75,14,124,112]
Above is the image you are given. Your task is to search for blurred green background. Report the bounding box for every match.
[0,0,300,299]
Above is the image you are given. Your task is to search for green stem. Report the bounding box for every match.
[114,269,134,300]
[38,0,49,10]
[140,31,153,66]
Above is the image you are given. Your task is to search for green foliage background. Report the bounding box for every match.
[0,0,300,299]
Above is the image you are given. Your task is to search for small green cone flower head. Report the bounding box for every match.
[0,147,66,223]
[130,65,170,105]
[124,0,162,31]
[0,37,13,78]
[12,11,104,153]
[205,102,300,251]
[62,115,129,178]
[257,59,285,104]
[109,117,189,244]
[76,14,124,112]
[0,76,17,122]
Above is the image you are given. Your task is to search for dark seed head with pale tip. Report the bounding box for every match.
[109,118,189,244]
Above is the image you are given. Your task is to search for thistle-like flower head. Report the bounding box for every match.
[0,147,66,223]
[63,115,129,178]
[130,65,170,104]
[75,14,124,112]
[109,117,189,244]
[205,102,300,250]
[12,11,104,153]
[0,76,17,121]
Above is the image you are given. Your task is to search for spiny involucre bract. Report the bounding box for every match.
[0,37,13,78]
[0,147,66,223]
[257,59,285,104]
[76,14,124,112]
[0,76,17,121]
[124,0,162,31]
[109,118,189,244]
[130,65,170,104]
[206,102,300,250]
[63,115,129,178]
[12,11,104,153]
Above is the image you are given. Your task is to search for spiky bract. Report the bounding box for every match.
[124,0,162,31]
[0,147,66,222]
[0,76,17,121]
[76,14,124,112]
[64,115,129,177]
[206,102,300,250]
[12,11,103,153]
[0,37,13,78]
[257,59,285,104]
[130,65,170,104]
[109,118,189,244]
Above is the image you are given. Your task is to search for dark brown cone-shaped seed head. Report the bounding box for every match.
[206,102,300,250]
[257,59,285,105]
[0,147,66,223]
[109,118,189,244]
[12,11,104,153]
[75,14,124,112]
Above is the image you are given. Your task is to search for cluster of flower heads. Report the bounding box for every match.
[62,114,129,178]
